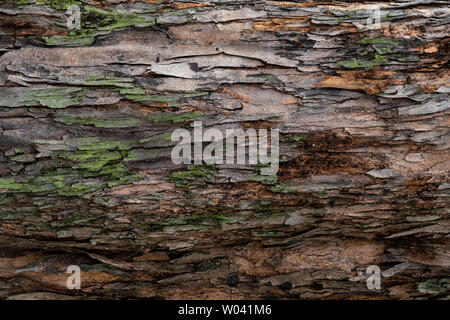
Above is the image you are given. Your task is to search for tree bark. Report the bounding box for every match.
[0,0,449,300]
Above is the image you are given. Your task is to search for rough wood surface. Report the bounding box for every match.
[0,0,449,300]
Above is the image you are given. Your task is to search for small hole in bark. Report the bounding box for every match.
[310,281,323,290]
[226,273,239,287]
[278,281,293,291]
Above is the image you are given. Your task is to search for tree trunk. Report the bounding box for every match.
[0,0,448,300]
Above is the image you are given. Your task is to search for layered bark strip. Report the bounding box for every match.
[0,0,449,300]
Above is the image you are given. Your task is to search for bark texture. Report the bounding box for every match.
[0,0,449,300]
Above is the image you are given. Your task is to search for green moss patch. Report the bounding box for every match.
[1,138,141,197]
[337,37,405,69]
[169,165,217,188]
[38,5,153,47]
[24,88,83,109]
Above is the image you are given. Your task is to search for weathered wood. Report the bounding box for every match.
[0,0,449,300]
